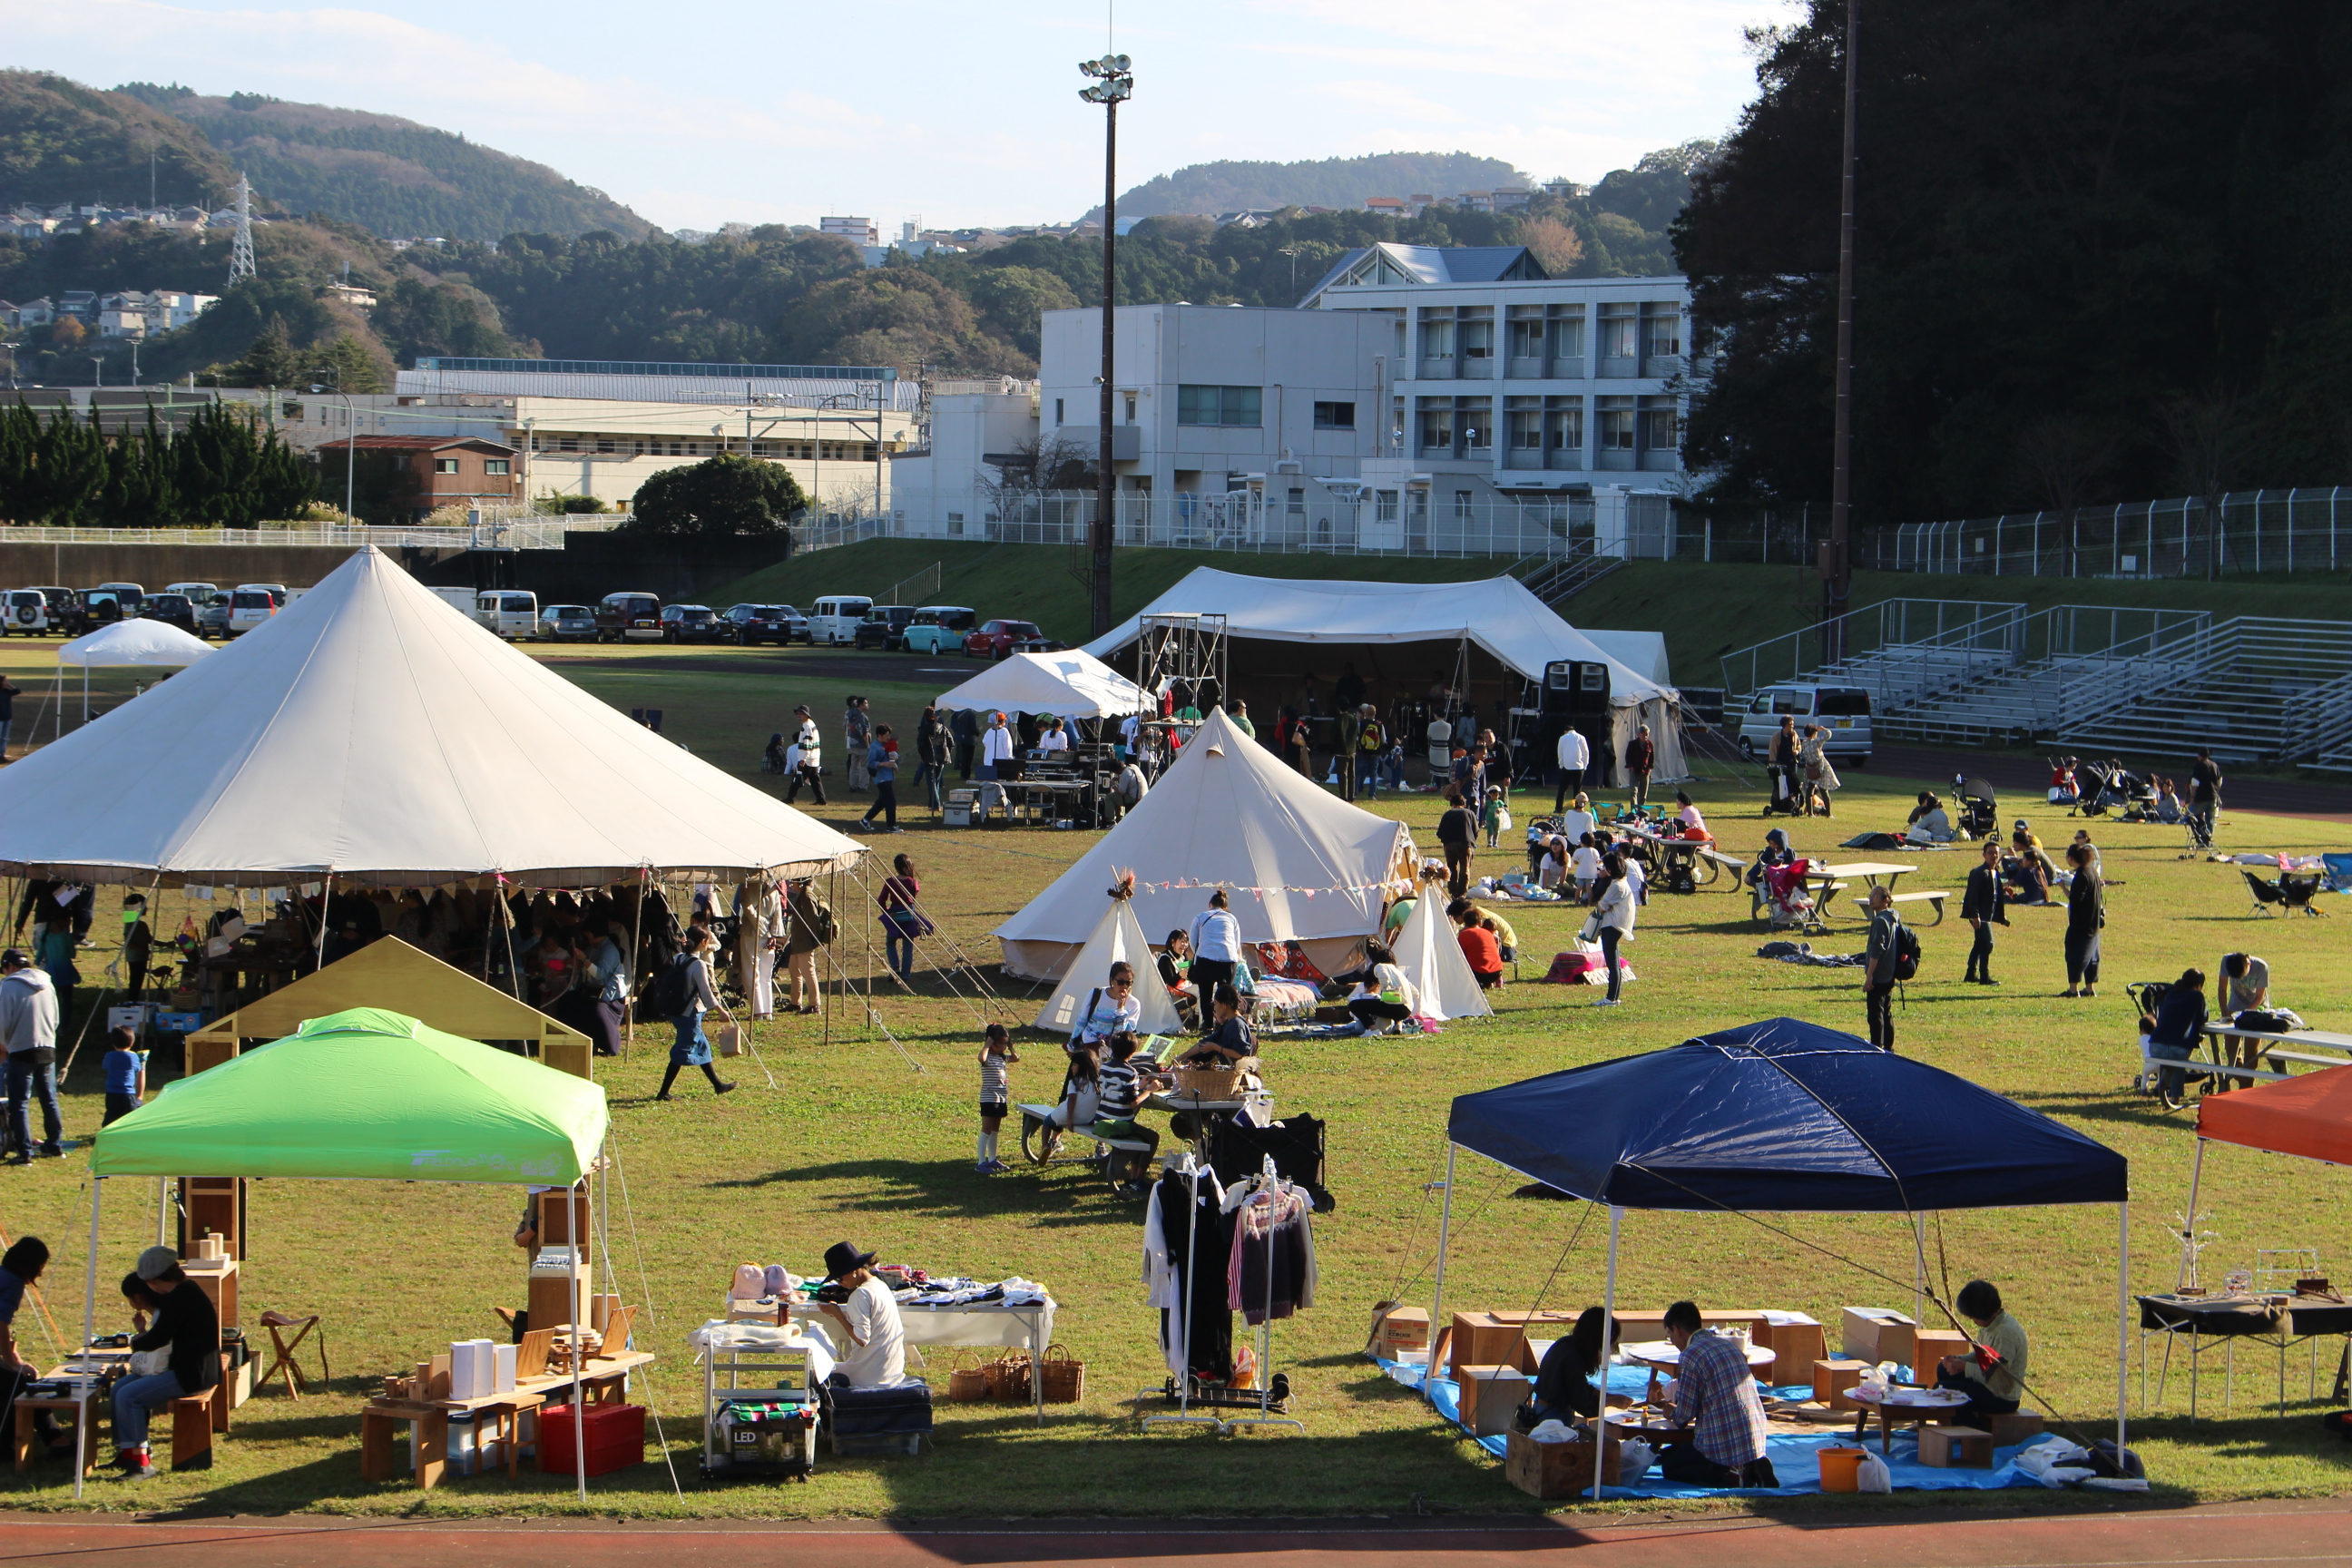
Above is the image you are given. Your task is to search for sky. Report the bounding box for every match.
[8,0,1782,232]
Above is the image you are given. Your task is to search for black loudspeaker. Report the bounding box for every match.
[1543,660,1611,715]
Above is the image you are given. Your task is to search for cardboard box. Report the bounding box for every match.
[1910,1329,1970,1380]
[1372,1306,1430,1357]
[1504,1427,1618,1497]
[1455,1365,1531,1437]
[1840,1307,1917,1367]
[1917,1426,1994,1468]
[1813,1357,1873,1412]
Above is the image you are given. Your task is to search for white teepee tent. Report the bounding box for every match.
[1032,897,1184,1036]
[995,707,1415,981]
[1393,880,1492,1023]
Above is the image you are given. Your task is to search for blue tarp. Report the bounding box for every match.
[1447,1017,2128,1211]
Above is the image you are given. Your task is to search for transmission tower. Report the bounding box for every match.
[227,172,257,286]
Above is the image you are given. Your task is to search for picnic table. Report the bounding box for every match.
[1805,861,1924,921]
[2198,1024,2352,1083]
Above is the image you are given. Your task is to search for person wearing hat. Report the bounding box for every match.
[783,706,828,806]
[979,711,1016,782]
[112,1246,220,1477]
[815,1240,906,1388]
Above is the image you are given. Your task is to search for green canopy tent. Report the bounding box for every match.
[86,1008,612,1498]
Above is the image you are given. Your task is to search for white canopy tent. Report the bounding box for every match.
[935,649,1149,720]
[1391,881,1492,1023]
[996,708,1416,981]
[54,616,214,726]
[1579,629,1671,690]
[1083,570,1685,782]
[0,547,864,887]
[1033,897,1184,1035]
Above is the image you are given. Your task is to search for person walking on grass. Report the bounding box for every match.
[783,705,827,806]
[1436,789,1477,899]
[858,723,903,832]
[912,706,949,813]
[2063,841,2103,998]
[1962,838,2008,985]
[1862,886,1901,1050]
[877,853,926,983]
[1623,724,1656,809]
[1799,723,1840,817]
[0,947,61,1163]
[656,926,736,1100]
[844,696,872,793]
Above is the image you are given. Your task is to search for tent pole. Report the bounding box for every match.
[83,1178,102,1353]
[155,1176,167,1247]
[1911,1212,1928,1322]
[1595,1205,1621,1503]
[2177,1140,2206,1290]
[1428,1142,1458,1368]
[2117,1200,2131,1463]
[570,1238,586,1501]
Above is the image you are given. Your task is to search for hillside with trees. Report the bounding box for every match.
[1108,152,1528,217]
[1676,1,2352,517]
[0,72,236,208]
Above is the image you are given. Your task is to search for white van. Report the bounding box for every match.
[476,590,539,640]
[1738,684,1873,764]
[165,582,220,605]
[225,585,280,636]
[807,595,874,646]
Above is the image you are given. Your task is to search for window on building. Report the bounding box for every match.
[1176,384,1262,426]
[1508,408,1544,450]
[1416,403,1454,453]
[1546,406,1585,455]
[1640,405,1680,452]
[1122,391,1139,424]
[1600,306,1639,358]
[1313,400,1355,430]
[1458,309,1494,360]
[1507,307,1544,362]
[484,459,510,475]
[1458,399,1492,449]
[556,437,578,452]
[1376,491,1399,524]
[1547,308,1585,361]
[1599,402,1636,449]
[1286,487,1306,515]
[1644,310,1681,358]
[595,439,615,454]
[1418,308,1455,362]
[946,512,965,536]
[433,457,460,474]
[1054,397,1065,424]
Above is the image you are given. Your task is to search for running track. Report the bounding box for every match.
[3,1499,2348,1567]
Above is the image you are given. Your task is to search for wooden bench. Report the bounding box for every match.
[1886,890,1949,926]
[168,1393,216,1471]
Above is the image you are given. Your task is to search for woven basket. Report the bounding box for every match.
[1036,1342,1085,1404]
[946,1352,990,1404]
[1169,1065,1238,1098]
[983,1351,1033,1402]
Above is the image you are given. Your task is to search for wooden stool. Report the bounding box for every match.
[259,1310,329,1398]
[360,1401,447,1489]
[473,1391,545,1478]
[169,1395,215,1471]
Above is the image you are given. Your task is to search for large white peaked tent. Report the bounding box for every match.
[935,649,1147,720]
[1083,570,1686,782]
[0,548,863,887]
[997,707,1415,981]
[1392,885,1492,1023]
[1033,897,1184,1035]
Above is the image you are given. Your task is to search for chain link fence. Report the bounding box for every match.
[1861,487,2352,578]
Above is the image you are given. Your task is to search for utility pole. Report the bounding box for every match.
[1079,52,1133,639]
[1823,0,1858,658]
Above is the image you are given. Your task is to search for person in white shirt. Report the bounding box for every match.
[1554,725,1591,812]
[783,704,827,806]
[1070,961,1142,1054]
[1591,854,1637,1005]
[1622,847,1650,905]
[816,1241,906,1387]
[1559,793,1598,847]
[979,711,1016,780]
[1538,839,1567,889]
[1188,888,1243,997]
[1571,838,1602,903]
[1039,718,1071,753]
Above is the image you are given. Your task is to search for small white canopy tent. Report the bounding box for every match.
[996,708,1415,981]
[1579,629,1671,690]
[0,548,863,887]
[1392,881,1492,1023]
[1083,570,1685,783]
[58,619,213,668]
[1033,897,1184,1035]
[935,649,1148,720]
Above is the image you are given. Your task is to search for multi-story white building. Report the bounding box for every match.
[820,215,878,245]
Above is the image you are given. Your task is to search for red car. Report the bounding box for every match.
[963,618,1052,660]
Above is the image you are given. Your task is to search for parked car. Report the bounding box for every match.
[27,587,88,636]
[81,588,136,626]
[807,595,874,646]
[594,592,664,642]
[224,585,280,636]
[720,603,804,645]
[853,605,918,651]
[196,596,233,639]
[660,603,722,642]
[964,618,1051,661]
[138,593,200,635]
[1737,683,1874,766]
[538,603,599,642]
[900,606,976,655]
[476,590,539,640]
[164,581,220,606]
[2,589,64,636]
[93,582,145,617]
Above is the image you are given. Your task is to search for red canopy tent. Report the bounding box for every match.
[2180,1070,2352,1287]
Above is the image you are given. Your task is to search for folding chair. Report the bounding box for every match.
[258,1310,329,1399]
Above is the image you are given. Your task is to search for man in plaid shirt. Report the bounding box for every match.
[1659,1299,1777,1487]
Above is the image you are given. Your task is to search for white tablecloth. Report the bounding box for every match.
[787,1298,1055,1351]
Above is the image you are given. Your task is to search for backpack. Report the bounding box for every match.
[1891,921,1922,982]
[648,952,695,1017]
[806,895,838,946]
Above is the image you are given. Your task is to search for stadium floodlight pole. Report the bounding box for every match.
[1079,52,1132,639]
[1825,0,1858,656]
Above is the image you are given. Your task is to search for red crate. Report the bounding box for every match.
[536,1403,645,1477]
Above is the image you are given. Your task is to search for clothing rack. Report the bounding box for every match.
[1142,1152,1223,1433]
[1225,1154,1306,1435]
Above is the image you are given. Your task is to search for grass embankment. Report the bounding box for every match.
[0,641,2344,1519]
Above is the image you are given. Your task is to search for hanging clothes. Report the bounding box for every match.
[1224,1181,1318,1326]
[1145,1165,1232,1381]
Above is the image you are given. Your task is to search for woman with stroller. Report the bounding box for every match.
[2142,967,2210,1109]
[1798,724,1840,817]
[2062,842,2103,998]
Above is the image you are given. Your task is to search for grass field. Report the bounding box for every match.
[0,638,2346,1521]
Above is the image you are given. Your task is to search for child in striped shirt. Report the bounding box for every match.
[975,1024,1017,1173]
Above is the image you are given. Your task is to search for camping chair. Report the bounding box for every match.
[2243,869,2291,916]
[2280,873,2329,917]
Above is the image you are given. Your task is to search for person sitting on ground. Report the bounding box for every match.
[1559,792,1598,848]
[2070,829,2102,876]
[1481,908,1518,965]
[1656,1299,1775,1488]
[1537,836,1568,890]
[1935,1279,2029,1426]
[2048,759,2080,805]
[1339,945,1417,1036]
[2154,777,2184,824]
[1180,984,1259,1066]
[763,731,789,774]
[1906,792,1955,844]
[2143,966,2210,1108]
[2009,828,2059,904]
[1517,1305,1631,1430]
[1674,790,1707,837]
[1450,899,1505,989]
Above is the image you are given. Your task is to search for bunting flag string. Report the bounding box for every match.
[1127,876,1405,897]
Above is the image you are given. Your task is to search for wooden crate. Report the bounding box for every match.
[1504,1427,1619,1497]
[1455,1365,1531,1437]
[1813,1357,1873,1412]
[1918,1426,1994,1468]
[1446,1312,1546,1377]
[1911,1329,1970,1381]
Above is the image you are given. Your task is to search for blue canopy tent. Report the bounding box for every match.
[1433,1018,2132,1497]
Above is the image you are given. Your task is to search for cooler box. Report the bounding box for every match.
[537,1402,645,1477]
[821,1377,932,1455]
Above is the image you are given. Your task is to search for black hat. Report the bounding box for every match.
[822,1240,876,1281]
[793,704,811,716]
[0,948,24,968]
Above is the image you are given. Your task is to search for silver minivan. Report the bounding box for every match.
[1738,684,1873,764]
[227,584,284,636]
[476,590,539,640]
[807,594,874,646]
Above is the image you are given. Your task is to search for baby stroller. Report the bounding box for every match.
[1761,762,1804,818]
[1954,774,1998,839]
[1757,857,1822,933]
[2070,760,2118,817]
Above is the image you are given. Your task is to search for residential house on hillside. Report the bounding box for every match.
[313,435,522,521]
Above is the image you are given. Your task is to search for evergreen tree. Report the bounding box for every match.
[626,452,804,538]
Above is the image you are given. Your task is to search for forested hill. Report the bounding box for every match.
[113,83,656,241]
[1110,152,1528,217]
[0,73,236,209]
